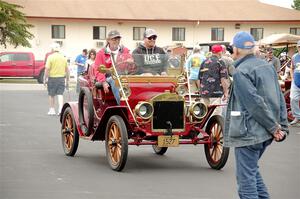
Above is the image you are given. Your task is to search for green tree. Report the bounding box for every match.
[292,0,300,10]
[0,0,34,48]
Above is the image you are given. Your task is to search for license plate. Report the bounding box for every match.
[157,135,179,147]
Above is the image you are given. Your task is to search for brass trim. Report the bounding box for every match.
[120,75,178,83]
[189,102,208,120]
[134,101,154,120]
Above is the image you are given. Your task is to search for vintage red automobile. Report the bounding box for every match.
[60,53,229,171]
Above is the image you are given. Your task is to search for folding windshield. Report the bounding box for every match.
[113,53,183,77]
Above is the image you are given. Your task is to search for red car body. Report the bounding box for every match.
[60,52,230,171]
[0,52,45,83]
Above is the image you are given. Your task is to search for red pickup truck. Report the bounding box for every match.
[0,52,45,83]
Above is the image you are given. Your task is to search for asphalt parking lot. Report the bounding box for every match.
[0,82,299,199]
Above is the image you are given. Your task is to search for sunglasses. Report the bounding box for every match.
[147,36,157,40]
[111,37,121,41]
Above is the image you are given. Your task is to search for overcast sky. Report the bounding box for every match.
[259,0,294,9]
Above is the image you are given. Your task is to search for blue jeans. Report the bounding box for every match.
[290,81,300,119]
[234,139,273,199]
[106,76,120,105]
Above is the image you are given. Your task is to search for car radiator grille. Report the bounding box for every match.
[152,101,184,131]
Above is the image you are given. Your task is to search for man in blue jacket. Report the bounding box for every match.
[224,31,289,199]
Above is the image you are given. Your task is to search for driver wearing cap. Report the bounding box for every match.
[132,28,167,75]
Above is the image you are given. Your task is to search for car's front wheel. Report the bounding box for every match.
[105,115,128,171]
[204,115,229,170]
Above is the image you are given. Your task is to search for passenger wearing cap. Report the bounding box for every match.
[44,43,69,116]
[197,44,229,115]
[289,40,300,125]
[93,30,132,105]
[224,31,288,199]
[265,47,281,73]
[132,28,167,75]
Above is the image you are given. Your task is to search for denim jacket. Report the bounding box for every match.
[224,54,289,147]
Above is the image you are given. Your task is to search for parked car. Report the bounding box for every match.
[60,51,229,171]
[0,52,45,83]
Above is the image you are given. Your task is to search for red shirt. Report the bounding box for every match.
[93,46,132,82]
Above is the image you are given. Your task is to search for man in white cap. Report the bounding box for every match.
[44,43,69,115]
[132,28,167,75]
[289,40,300,125]
[224,31,288,199]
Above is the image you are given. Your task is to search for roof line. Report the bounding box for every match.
[27,16,300,23]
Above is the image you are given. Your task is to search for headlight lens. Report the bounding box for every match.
[176,85,187,96]
[190,102,207,119]
[135,102,153,120]
[139,105,148,116]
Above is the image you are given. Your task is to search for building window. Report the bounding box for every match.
[250,28,264,41]
[93,26,106,40]
[51,25,65,39]
[172,27,185,41]
[290,27,300,35]
[211,28,224,41]
[133,27,146,40]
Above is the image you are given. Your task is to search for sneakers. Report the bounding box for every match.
[289,118,299,126]
[47,108,56,116]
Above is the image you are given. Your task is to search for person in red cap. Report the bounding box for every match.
[197,44,229,115]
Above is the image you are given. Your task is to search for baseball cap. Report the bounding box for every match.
[50,42,60,51]
[297,40,300,46]
[266,47,273,53]
[211,45,223,53]
[233,31,255,49]
[280,52,287,56]
[107,30,121,39]
[144,29,157,38]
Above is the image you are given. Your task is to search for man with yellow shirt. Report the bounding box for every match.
[44,43,69,115]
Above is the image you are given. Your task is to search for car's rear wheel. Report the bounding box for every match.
[78,87,94,136]
[204,115,229,170]
[152,145,168,155]
[61,107,79,156]
[37,70,44,84]
[105,115,128,171]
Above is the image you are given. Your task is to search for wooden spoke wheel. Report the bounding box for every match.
[61,107,79,156]
[152,145,168,155]
[204,115,229,170]
[105,115,128,171]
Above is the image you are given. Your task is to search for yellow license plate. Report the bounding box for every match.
[157,135,179,147]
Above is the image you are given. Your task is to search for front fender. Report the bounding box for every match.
[92,106,130,141]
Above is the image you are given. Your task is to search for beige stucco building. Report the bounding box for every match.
[3,0,300,60]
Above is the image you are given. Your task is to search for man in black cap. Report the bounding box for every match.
[132,28,167,75]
